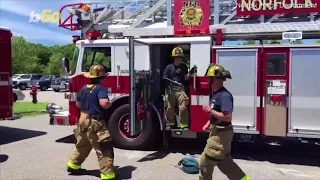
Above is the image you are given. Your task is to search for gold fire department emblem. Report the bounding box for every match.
[179,1,203,28]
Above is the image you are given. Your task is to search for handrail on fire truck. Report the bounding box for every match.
[59,0,320,41]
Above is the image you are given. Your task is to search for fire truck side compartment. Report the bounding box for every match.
[215,48,260,134]
[288,48,320,138]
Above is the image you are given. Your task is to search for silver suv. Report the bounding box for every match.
[12,74,43,90]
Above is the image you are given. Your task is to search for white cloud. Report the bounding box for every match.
[0,1,33,17]
[1,19,75,44]
[0,0,80,17]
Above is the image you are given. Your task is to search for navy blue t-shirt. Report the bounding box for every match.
[163,63,188,86]
[77,84,109,117]
[209,87,233,126]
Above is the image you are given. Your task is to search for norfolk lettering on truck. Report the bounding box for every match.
[29,9,61,23]
[47,1,320,151]
[237,0,319,15]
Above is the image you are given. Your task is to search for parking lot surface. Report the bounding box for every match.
[1,115,320,180]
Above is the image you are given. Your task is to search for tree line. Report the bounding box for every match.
[12,36,75,75]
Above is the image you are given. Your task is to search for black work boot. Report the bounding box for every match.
[67,167,87,175]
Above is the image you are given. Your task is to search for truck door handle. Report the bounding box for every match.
[117,65,120,89]
[193,65,197,91]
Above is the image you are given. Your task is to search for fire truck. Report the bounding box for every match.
[0,27,13,120]
[48,0,320,149]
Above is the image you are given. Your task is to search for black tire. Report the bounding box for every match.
[13,93,17,102]
[108,104,155,150]
[19,84,26,90]
[40,85,47,91]
[54,89,60,92]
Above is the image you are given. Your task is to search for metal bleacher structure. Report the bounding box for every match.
[59,0,320,39]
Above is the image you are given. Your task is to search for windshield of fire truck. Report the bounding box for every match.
[69,46,79,75]
[82,47,111,73]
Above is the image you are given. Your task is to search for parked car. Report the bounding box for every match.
[12,74,43,90]
[51,77,69,92]
[12,89,25,102]
[36,75,60,91]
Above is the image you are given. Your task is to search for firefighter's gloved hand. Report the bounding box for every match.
[189,66,197,75]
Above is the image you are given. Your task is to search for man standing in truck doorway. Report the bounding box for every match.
[198,64,250,180]
[66,64,116,180]
[163,46,191,130]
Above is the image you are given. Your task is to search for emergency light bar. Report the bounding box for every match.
[86,31,102,40]
[175,29,209,35]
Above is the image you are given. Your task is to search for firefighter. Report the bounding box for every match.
[66,64,116,180]
[163,46,191,130]
[198,64,250,180]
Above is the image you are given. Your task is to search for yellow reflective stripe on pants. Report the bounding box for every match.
[101,172,115,179]
[67,161,81,170]
[180,123,188,128]
[167,122,175,126]
[241,175,251,180]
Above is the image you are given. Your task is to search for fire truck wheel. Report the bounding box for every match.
[108,104,155,150]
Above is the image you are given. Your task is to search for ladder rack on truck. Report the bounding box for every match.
[50,0,320,150]
[59,0,320,39]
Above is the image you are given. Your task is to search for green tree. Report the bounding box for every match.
[11,36,40,73]
[11,35,75,75]
[314,40,320,45]
[46,53,65,75]
[268,40,281,44]
[293,39,302,44]
[242,40,257,45]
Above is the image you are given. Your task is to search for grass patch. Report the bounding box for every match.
[13,102,48,116]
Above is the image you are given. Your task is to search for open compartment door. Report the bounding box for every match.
[128,37,152,136]
[189,37,211,132]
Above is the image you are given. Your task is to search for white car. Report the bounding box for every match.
[12,89,25,102]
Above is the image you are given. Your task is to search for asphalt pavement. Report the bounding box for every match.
[1,115,320,180]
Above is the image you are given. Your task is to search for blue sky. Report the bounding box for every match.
[0,0,113,46]
[0,0,318,46]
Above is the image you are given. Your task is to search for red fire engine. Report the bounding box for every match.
[0,27,13,120]
[48,0,320,149]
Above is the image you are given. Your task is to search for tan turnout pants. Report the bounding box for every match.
[67,112,115,179]
[165,86,189,128]
[198,124,250,180]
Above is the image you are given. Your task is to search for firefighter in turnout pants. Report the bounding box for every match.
[66,64,116,180]
[163,47,191,130]
[198,64,250,180]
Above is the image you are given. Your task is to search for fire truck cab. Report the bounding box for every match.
[49,0,320,149]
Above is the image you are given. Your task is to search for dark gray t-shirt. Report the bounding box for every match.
[209,87,233,126]
[163,63,188,86]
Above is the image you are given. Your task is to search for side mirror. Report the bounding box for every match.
[61,57,70,77]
